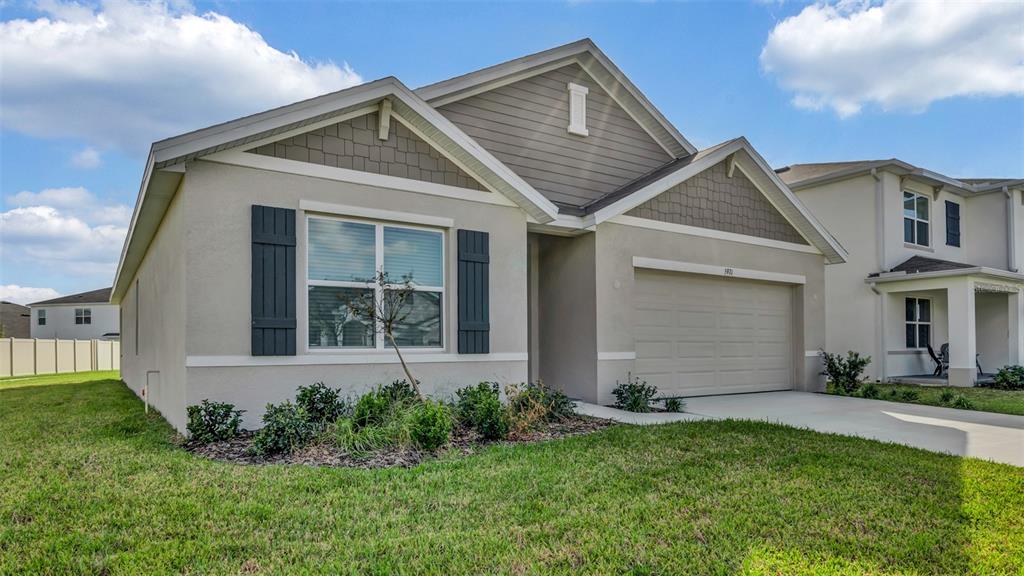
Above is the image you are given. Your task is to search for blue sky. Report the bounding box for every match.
[1,0,1022,302]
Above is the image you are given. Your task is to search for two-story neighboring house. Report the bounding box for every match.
[780,160,1023,386]
[29,287,120,340]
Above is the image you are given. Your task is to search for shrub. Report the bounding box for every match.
[410,400,453,451]
[455,382,508,440]
[295,382,346,425]
[900,389,920,402]
[381,379,418,404]
[991,365,1024,391]
[820,350,871,395]
[505,381,575,434]
[251,401,312,455]
[886,389,899,400]
[353,389,394,430]
[950,394,975,410]
[186,400,243,444]
[612,373,658,413]
[939,389,956,404]
[663,398,684,413]
[332,413,414,455]
[859,382,879,399]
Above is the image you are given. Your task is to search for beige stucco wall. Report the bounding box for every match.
[120,182,188,431]
[180,161,529,429]
[976,292,1011,370]
[883,289,948,377]
[591,221,828,402]
[965,191,1010,270]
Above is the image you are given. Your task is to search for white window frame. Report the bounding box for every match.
[905,297,931,349]
[75,308,91,325]
[305,214,446,352]
[903,190,930,247]
[38,309,46,326]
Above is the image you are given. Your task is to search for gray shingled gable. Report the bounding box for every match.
[30,287,112,306]
[889,255,975,275]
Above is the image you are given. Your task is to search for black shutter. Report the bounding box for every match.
[457,229,489,354]
[251,205,296,356]
[945,201,960,247]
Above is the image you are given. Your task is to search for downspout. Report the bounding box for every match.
[1005,186,1018,273]
[869,282,886,382]
[872,168,885,271]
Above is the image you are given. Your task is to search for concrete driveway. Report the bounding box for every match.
[684,391,1024,467]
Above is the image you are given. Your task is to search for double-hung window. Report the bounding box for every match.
[306,216,444,350]
[38,309,46,326]
[903,191,929,247]
[905,298,930,349]
[75,308,91,325]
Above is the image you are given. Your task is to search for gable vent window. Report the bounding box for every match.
[567,82,589,137]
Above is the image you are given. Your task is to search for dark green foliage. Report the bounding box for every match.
[455,382,508,440]
[409,400,452,451]
[950,394,975,410]
[612,373,658,413]
[380,379,418,404]
[939,389,956,404]
[663,398,684,413]
[990,365,1024,391]
[859,382,880,399]
[295,382,346,425]
[353,389,395,430]
[506,381,575,423]
[820,350,872,395]
[186,400,243,444]
[900,389,920,402]
[251,401,312,455]
[887,389,900,400]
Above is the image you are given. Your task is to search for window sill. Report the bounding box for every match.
[904,243,934,253]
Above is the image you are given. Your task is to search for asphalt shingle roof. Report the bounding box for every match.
[30,287,112,306]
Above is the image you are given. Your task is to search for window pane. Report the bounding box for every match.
[918,299,930,322]
[916,221,929,246]
[918,324,931,348]
[903,192,915,217]
[905,298,917,321]
[386,291,442,348]
[904,218,914,243]
[905,323,916,348]
[308,286,375,348]
[383,227,443,287]
[308,219,376,282]
[916,196,929,221]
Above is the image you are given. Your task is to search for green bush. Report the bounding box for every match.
[886,389,900,400]
[251,401,312,455]
[410,400,452,451]
[900,389,920,402]
[990,365,1024,391]
[859,382,880,399]
[663,398,684,413]
[505,381,575,431]
[186,400,243,444]
[353,389,394,430]
[381,379,418,404]
[939,389,956,404]
[455,382,508,440]
[950,394,975,410]
[820,350,871,395]
[332,414,413,455]
[612,373,658,413]
[295,382,346,425]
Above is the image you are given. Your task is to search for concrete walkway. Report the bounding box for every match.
[684,392,1024,467]
[574,401,708,425]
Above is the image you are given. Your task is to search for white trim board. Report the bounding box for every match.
[299,200,455,228]
[598,352,636,361]
[186,352,529,368]
[633,256,807,285]
[608,215,821,255]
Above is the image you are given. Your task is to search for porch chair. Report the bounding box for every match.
[937,343,986,378]
[927,343,946,377]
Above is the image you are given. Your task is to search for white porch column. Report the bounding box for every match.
[1010,290,1023,366]
[947,277,977,386]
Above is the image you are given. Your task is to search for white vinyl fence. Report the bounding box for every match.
[0,338,120,378]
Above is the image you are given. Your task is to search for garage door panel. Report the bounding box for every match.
[633,270,793,396]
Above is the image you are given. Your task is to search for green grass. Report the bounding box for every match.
[0,370,120,389]
[861,383,1024,416]
[2,373,1022,575]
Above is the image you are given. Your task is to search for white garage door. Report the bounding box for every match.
[633,269,793,396]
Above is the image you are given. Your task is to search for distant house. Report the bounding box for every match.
[29,288,120,340]
[0,301,31,338]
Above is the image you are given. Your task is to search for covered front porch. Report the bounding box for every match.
[869,268,1024,387]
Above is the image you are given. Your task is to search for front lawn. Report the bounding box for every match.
[859,382,1024,416]
[1,373,1021,575]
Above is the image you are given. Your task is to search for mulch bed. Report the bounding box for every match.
[184,415,615,469]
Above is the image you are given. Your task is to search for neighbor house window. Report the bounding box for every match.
[905,298,931,349]
[38,309,46,326]
[306,216,444,350]
[903,191,929,247]
[945,200,961,247]
[75,308,91,325]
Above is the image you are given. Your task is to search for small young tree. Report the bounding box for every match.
[345,271,422,397]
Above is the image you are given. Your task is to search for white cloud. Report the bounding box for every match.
[7,186,130,225]
[760,0,1024,117]
[0,285,61,305]
[0,0,363,151]
[71,146,102,168]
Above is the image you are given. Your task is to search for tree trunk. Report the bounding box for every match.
[387,331,421,397]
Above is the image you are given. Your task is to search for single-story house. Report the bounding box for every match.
[114,39,846,431]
